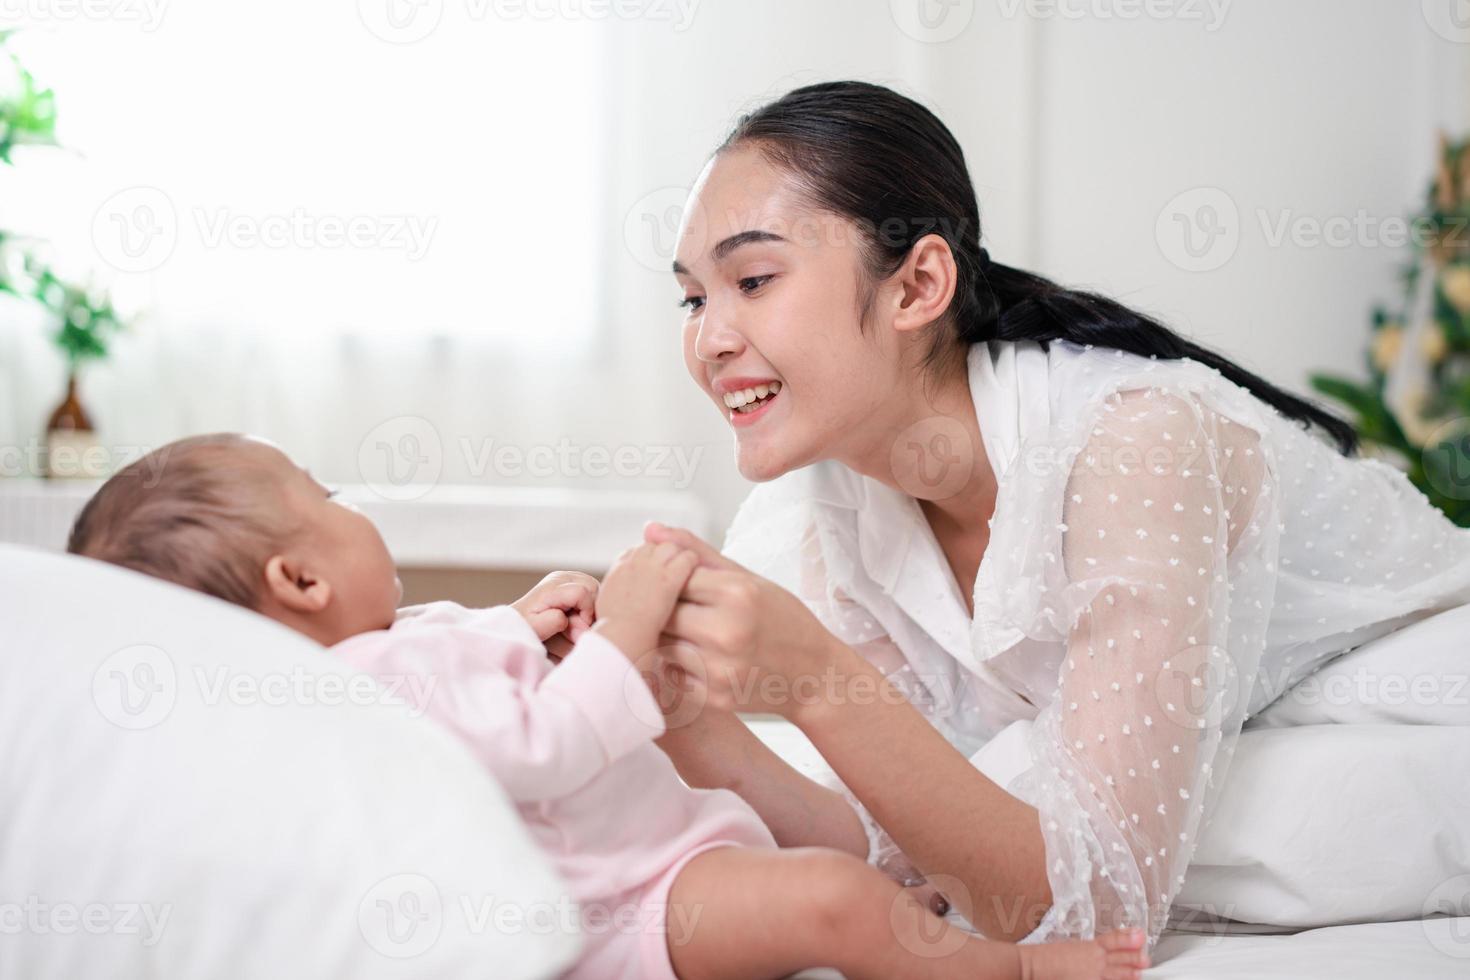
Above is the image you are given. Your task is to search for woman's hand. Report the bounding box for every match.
[643,522,849,721]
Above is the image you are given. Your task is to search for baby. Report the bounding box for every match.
[68,434,1150,980]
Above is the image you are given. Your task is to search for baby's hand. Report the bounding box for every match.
[593,542,698,668]
[511,570,599,647]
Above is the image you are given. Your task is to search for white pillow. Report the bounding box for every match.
[1175,723,1470,930]
[0,545,580,979]
[972,719,1470,931]
[1247,602,1470,728]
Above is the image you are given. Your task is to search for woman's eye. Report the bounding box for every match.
[679,295,705,312]
[738,275,773,294]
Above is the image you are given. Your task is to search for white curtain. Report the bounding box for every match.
[2,6,611,485]
[1,1,995,524]
[3,1,1463,528]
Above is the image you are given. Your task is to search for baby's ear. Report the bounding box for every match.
[263,554,332,614]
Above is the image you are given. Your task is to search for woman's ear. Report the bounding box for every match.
[889,233,959,335]
[264,554,333,614]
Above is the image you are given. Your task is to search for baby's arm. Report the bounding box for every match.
[331,601,665,803]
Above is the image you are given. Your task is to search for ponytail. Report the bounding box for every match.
[721,81,1359,456]
[970,249,1359,453]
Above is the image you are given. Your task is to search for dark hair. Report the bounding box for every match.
[719,80,1358,455]
[68,433,297,609]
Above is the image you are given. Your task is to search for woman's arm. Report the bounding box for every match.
[654,707,870,856]
[646,524,1056,941]
[790,636,1053,941]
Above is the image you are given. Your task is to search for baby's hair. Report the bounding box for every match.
[67,433,298,610]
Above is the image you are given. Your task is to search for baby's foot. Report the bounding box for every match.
[1017,928,1149,980]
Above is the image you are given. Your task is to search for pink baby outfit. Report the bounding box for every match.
[332,602,777,979]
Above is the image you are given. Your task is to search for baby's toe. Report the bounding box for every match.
[1098,927,1146,951]
[1106,948,1149,967]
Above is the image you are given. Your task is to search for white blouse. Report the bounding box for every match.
[721,338,1470,948]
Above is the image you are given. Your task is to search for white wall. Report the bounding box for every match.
[617,0,1470,530]
[1030,0,1470,389]
[3,1,1467,539]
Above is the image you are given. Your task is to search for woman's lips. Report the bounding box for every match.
[730,388,780,427]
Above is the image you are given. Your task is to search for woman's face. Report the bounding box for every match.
[673,146,914,483]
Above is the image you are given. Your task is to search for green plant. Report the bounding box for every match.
[0,31,124,370]
[1310,133,1470,527]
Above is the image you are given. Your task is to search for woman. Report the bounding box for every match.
[646,80,1470,951]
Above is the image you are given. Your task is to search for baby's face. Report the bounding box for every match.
[246,439,402,636]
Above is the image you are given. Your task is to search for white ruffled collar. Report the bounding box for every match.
[752,340,1053,662]
[970,338,1053,487]
[856,338,1053,589]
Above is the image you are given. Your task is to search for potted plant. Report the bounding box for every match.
[1310,133,1470,527]
[0,31,124,478]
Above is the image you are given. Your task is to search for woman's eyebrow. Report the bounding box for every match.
[713,229,786,261]
[672,228,788,274]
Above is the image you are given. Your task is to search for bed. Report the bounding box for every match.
[784,918,1470,979]
[752,601,1470,978]
[5,542,1465,978]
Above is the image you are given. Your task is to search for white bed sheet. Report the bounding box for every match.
[748,717,1470,979]
[789,919,1470,979]
[1147,918,1470,978]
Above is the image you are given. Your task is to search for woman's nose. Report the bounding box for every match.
[693,309,745,362]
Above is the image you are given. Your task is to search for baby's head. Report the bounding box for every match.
[68,434,401,645]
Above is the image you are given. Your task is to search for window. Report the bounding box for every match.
[3,6,605,350]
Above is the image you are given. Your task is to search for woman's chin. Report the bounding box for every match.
[734,441,801,483]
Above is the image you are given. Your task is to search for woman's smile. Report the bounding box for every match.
[713,375,784,427]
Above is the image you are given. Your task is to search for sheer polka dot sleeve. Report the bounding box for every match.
[1006,384,1280,951]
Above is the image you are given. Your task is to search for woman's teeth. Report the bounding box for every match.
[723,381,782,413]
